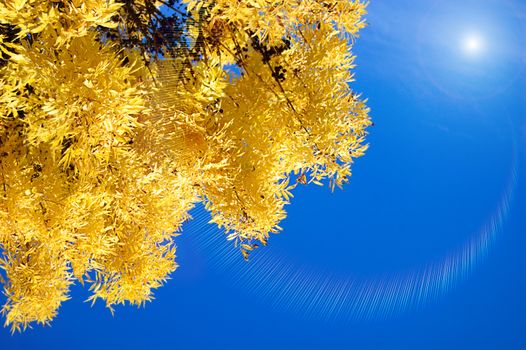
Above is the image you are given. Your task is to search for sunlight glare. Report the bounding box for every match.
[463,34,485,55]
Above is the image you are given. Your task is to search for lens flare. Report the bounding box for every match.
[187,145,517,321]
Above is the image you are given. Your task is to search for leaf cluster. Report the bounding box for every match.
[0,0,371,331]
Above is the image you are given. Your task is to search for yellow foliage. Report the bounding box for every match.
[0,0,371,331]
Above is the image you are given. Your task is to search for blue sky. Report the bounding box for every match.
[1,0,525,349]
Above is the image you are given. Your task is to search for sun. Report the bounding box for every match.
[463,34,485,55]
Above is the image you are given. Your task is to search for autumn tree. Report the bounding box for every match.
[0,0,371,331]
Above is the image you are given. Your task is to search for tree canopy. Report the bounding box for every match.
[0,0,371,331]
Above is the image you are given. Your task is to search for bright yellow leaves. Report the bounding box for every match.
[0,0,122,45]
[176,0,371,249]
[0,0,371,332]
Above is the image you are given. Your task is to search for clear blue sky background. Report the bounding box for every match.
[1,0,525,349]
